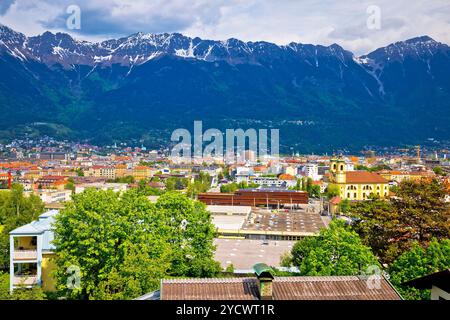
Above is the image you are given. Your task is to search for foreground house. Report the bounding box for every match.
[9,210,58,292]
[403,269,450,300]
[137,263,402,300]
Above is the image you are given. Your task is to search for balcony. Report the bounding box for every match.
[13,250,38,261]
[12,275,38,286]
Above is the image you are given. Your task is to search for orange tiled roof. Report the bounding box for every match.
[0,162,33,169]
[329,196,342,205]
[39,175,67,180]
[134,166,149,170]
[278,173,296,180]
[253,166,267,172]
[389,171,404,175]
[345,171,387,184]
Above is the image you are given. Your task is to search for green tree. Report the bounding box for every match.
[220,183,238,193]
[292,178,302,191]
[339,199,351,213]
[0,272,46,300]
[91,241,171,300]
[347,197,397,262]
[349,179,450,263]
[53,189,219,299]
[65,178,75,193]
[433,166,444,176]
[186,172,211,198]
[150,176,161,182]
[53,189,171,299]
[155,192,221,277]
[111,175,135,184]
[325,184,340,200]
[165,177,188,191]
[389,238,450,300]
[290,220,379,276]
[355,164,391,172]
[225,264,234,273]
[306,179,321,198]
[136,179,164,196]
[220,181,258,193]
[0,184,44,269]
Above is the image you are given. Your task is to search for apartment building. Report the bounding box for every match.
[85,165,116,180]
[9,210,58,292]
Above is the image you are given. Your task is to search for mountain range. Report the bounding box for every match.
[0,24,449,152]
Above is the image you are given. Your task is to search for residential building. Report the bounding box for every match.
[85,166,116,180]
[114,164,128,178]
[33,189,72,204]
[250,176,285,188]
[34,176,68,190]
[9,210,58,292]
[379,170,435,184]
[277,174,297,188]
[283,166,297,176]
[132,166,152,181]
[403,269,450,300]
[74,182,128,194]
[38,152,70,161]
[303,163,320,180]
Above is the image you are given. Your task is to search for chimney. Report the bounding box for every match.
[253,263,274,300]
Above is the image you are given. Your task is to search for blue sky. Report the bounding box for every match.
[0,0,449,55]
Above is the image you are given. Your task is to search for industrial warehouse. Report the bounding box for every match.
[198,189,309,208]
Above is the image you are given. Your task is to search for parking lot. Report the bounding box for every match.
[214,238,295,270]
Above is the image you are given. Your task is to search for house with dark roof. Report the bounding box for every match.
[403,269,450,300]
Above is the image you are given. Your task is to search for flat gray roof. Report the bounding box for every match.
[214,238,294,269]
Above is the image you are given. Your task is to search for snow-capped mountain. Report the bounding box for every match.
[0,24,364,68]
[2,24,448,69]
[0,24,449,152]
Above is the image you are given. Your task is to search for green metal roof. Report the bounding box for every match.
[253,263,274,279]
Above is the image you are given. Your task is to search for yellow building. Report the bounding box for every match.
[379,170,435,184]
[85,166,116,180]
[131,166,152,181]
[284,166,297,176]
[329,158,389,201]
[114,164,128,178]
[9,210,58,292]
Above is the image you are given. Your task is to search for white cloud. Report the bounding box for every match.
[0,0,449,55]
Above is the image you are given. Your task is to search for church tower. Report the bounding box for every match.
[330,157,346,184]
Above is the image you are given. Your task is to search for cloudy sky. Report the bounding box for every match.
[0,0,449,55]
